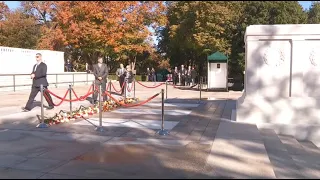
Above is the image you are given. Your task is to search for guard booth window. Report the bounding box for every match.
[217,64,220,68]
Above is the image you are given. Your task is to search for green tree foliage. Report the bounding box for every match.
[0,1,311,76]
[229,1,306,75]
[157,1,235,75]
[0,8,40,49]
[158,1,308,77]
[308,1,320,23]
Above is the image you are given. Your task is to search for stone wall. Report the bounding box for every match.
[236,24,320,147]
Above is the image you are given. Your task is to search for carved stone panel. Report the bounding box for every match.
[262,46,285,67]
[309,48,320,66]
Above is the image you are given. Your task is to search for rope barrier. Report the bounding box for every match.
[92,82,110,93]
[103,91,160,108]
[45,87,94,103]
[44,89,69,106]
[72,85,93,101]
[136,81,165,88]
[42,79,164,107]
[111,81,126,93]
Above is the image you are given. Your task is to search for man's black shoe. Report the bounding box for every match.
[45,106,54,110]
[21,107,30,112]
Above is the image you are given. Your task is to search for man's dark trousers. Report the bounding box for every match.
[25,86,54,110]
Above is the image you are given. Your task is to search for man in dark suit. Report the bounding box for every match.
[173,66,179,85]
[186,65,192,86]
[116,63,126,95]
[147,67,151,81]
[93,57,108,104]
[22,53,54,112]
[180,65,187,86]
[191,66,197,86]
[65,59,73,72]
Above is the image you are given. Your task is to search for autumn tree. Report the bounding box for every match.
[158,1,236,75]
[228,1,307,76]
[0,1,9,20]
[115,1,166,71]
[159,1,308,78]
[20,1,166,73]
[0,8,40,49]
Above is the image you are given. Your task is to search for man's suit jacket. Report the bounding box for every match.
[116,68,126,80]
[93,63,108,84]
[191,69,196,79]
[31,62,49,87]
[180,68,187,77]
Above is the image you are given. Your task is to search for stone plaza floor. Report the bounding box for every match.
[0,82,318,178]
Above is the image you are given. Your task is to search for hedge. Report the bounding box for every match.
[108,75,148,81]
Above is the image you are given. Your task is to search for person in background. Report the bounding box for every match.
[180,65,186,86]
[191,66,197,86]
[72,61,78,72]
[147,67,151,81]
[151,67,156,85]
[22,53,54,112]
[125,65,134,98]
[65,59,73,72]
[173,66,179,85]
[92,57,108,104]
[187,65,192,86]
[116,64,126,95]
[85,62,90,73]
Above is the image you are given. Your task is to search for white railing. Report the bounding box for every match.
[0,72,96,92]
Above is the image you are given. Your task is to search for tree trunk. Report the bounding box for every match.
[132,56,136,70]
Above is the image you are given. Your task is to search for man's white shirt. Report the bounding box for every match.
[34,62,40,72]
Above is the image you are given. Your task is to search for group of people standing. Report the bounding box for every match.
[116,63,134,97]
[22,55,135,112]
[21,54,197,112]
[93,60,134,104]
[172,65,197,86]
[146,67,156,84]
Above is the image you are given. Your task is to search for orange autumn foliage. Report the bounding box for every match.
[28,1,166,56]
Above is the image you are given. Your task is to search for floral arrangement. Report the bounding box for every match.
[43,97,138,125]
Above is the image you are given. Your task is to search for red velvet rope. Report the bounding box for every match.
[136,81,165,88]
[103,91,160,108]
[72,85,93,101]
[43,89,69,106]
[111,81,126,93]
[92,82,110,93]
[45,85,94,104]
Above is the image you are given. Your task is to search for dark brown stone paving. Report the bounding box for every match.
[69,142,213,178]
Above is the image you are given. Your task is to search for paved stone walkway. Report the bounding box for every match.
[0,82,318,178]
[0,82,243,179]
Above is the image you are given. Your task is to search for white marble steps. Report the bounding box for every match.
[205,120,276,178]
[259,128,320,179]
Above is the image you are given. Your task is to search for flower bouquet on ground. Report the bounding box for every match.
[42,97,139,126]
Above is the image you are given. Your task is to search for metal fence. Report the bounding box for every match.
[0,72,95,92]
